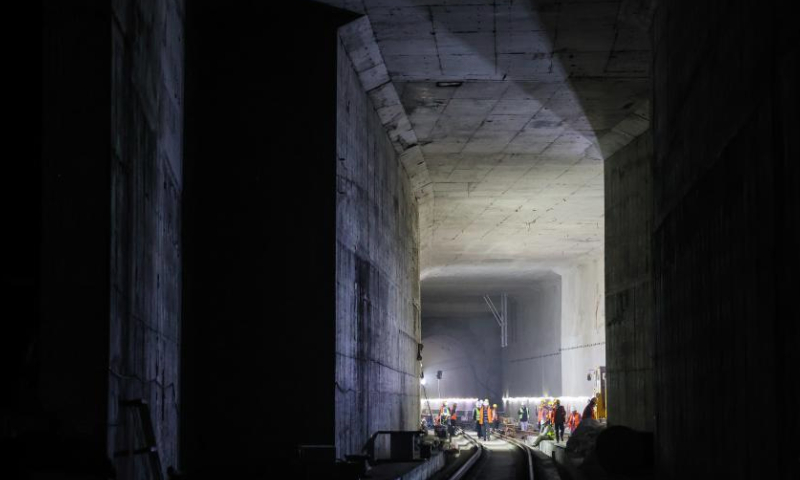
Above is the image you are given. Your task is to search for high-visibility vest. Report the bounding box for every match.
[478,406,490,424]
[439,406,450,419]
[568,412,581,430]
[519,406,529,421]
[450,405,458,420]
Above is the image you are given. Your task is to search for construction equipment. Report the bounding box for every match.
[588,366,607,419]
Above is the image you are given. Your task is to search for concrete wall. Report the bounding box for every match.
[422,316,503,402]
[181,4,357,475]
[38,3,184,477]
[335,35,421,458]
[558,258,606,397]
[502,281,562,398]
[109,1,184,477]
[651,2,799,478]
[604,131,654,432]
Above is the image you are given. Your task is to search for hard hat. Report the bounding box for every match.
[484,398,489,403]
[493,404,497,407]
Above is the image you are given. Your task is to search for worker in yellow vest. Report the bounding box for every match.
[478,400,491,441]
[438,401,450,426]
[473,400,482,438]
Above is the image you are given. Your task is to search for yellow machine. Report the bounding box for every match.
[589,366,607,420]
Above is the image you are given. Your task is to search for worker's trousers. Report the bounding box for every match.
[554,423,565,442]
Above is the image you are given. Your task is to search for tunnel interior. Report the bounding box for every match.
[12,0,800,479]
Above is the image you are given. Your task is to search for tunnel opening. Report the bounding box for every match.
[22,1,799,479]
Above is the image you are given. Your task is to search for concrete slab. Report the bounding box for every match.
[367,452,446,480]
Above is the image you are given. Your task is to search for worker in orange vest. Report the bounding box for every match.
[491,404,500,432]
[449,403,458,437]
[540,400,552,431]
[537,400,545,431]
[567,407,581,433]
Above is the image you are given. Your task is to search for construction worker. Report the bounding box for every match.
[473,400,482,438]
[533,421,555,447]
[537,400,546,431]
[491,404,500,433]
[539,400,551,431]
[439,401,450,426]
[478,400,491,441]
[552,399,566,443]
[567,407,581,433]
[518,402,531,431]
[449,403,458,437]
[582,397,597,422]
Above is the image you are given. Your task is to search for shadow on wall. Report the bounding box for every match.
[421,328,502,402]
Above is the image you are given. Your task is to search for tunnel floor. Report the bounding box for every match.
[462,431,528,480]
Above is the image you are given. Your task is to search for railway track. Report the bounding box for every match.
[443,430,534,480]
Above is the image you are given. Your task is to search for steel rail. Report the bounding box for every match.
[495,431,535,480]
[447,429,484,480]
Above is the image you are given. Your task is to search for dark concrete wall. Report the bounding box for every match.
[335,35,421,458]
[604,131,654,432]
[109,1,184,477]
[182,2,357,475]
[652,3,799,478]
[502,282,562,398]
[39,2,112,465]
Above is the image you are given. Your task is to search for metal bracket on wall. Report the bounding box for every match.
[483,293,508,347]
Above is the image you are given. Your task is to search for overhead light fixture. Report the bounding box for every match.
[436,81,462,87]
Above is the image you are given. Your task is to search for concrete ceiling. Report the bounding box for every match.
[320,0,653,298]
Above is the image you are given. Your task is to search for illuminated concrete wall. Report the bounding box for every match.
[335,34,421,458]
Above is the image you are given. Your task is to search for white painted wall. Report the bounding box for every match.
[501,279,562,398]
[557,256,606,396]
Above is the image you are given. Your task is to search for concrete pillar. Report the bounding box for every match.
[650,2,799,477]
[604,131,655,432]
